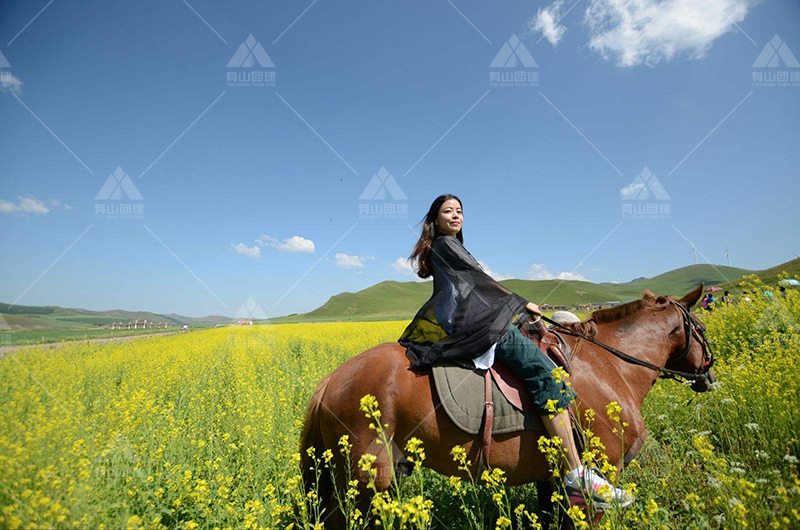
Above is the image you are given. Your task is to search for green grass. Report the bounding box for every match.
[0,327,185,347]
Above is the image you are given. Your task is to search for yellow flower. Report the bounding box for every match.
[495,516,512,529]
[358,453,377,472]
[338,434,352,454]
[124,515,142,529]
[566,506,589,529]
[551,366,570,384]
[606,401,622,423]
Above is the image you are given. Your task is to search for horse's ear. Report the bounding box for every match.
[679,283,704,308]
[643,289,656,299]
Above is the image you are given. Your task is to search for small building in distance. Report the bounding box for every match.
[237,320,253,326]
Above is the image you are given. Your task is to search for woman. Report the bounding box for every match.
[398,194,633,510]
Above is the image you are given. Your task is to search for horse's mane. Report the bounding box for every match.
[565,296,667,339]
[591,298,658,324]
[567,320,598,339]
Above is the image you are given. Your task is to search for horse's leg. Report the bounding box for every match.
[318,452,349,529]
[536,480,555,527]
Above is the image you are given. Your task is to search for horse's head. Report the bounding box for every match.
[646,284,717,392]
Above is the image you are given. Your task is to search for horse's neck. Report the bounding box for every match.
[568,316,673,405]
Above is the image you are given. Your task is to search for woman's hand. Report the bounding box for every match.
[525,301,542,316]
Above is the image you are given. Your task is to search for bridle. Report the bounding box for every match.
[541,300,715,384]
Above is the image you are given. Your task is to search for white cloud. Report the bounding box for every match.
[532,0,567,46]
[257,234,315,253]
[477,260,514,281]
[0,194,53,216]
[230,243,261,259]
[46,198,73,210]
[392,257,416,276]
[527,263,588,281]
[390,257,512,281]
[0,72,23,94]
[619,182,645,198]
[533,0,754,67]
[585,0,754,66]
[391,257,432,282]
[556,271,589,281]
[333,253,375,269]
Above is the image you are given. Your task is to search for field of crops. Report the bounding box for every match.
[1,275,799,529]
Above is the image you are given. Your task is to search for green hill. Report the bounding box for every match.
[3,259,797,331]
[270,261,800,323]
[722,258,800,288]
[0,302,228,332]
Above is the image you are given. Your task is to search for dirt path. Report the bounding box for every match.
[0,330,189,357]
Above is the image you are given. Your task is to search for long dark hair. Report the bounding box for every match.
[409,194,463,279]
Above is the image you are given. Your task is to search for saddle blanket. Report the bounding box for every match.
[432,361,544,435]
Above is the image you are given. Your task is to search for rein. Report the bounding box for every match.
[540,301,714,383]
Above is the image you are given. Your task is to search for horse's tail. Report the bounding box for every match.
[299,374,333,506]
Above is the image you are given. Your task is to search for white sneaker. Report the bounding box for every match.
[564,465,634,511]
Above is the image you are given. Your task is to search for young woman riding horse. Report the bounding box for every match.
[397,194,633,510]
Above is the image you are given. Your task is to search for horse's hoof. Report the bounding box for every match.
[396,461,413,478]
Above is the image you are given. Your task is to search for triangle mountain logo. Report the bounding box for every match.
[0,312,11,332]
[753,34,799,68]
[759,300,799,331]
[234,296,268,320]
[95,167,143,200]
[621,166,670,200]
[227,34,275,68]
[490,34,537,68]
[0,50,10,68]
[359,167,407,201]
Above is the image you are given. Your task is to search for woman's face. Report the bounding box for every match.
[435,199,462,236]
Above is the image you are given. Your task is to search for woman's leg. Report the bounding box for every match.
[493,325,580,469]
[493,324,634,508]
[541,409,581,471]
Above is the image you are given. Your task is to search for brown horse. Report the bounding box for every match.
[300,285,716,525]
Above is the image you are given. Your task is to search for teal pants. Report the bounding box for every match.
[494,322,575,413]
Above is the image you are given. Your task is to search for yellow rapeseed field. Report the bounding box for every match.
[1,274,798,529]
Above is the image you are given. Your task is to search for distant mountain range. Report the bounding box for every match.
[2,258,797,330]
[0,302,230,332]
[268,258,800,323]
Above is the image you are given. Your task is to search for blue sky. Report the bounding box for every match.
[1,0,798,318]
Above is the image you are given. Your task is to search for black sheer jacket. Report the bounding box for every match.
[397,234,530,370]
